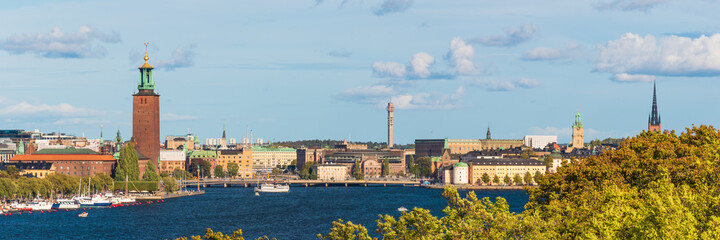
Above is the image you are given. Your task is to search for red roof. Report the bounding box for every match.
[10,154,115,161]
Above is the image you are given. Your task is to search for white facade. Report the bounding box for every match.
[524,135,558,149]
[160,150,186,161]
[452,165,469,185]
[251,146,296,170]
[205,138,237,146]
[314,164,348,181]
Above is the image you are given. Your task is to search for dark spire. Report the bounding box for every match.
[486,125,491,140]
[649,81,661,125]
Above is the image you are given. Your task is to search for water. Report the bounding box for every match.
[0,186,528,240]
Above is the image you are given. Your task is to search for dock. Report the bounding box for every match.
[135,190,205,200]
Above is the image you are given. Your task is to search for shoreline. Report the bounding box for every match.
[421,185,536,190]
[135,190,205,200]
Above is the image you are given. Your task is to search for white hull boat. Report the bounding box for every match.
[254,183,290,193]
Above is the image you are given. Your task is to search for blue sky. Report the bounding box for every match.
[1,0,719,144]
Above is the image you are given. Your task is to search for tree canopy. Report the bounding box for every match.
[114,142,140,181]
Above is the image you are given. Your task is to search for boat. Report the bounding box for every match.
[397,206,408,212]
[91,195,112,206]
[254,183,290,193]
[52,199,80,209]
[254,192,260,196]
[18,199,53,211]
[78,212,88,217]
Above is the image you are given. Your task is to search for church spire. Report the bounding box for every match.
[648,81,661,132]
[486,125,491,140]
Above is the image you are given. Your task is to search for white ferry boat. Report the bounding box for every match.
[254,183,290,193]
[13,200,53,211]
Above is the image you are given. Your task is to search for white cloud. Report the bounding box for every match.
[153,44,197,71]
[523,42,581,61]
[338,85,397,104]
[611,73,656,82]
[391,86,465,110]
[446,38,477,75]
[161,113,200,121]
[372,61,407,78]
[594,0,668,11]
[0,26,120,58]
[469,23,537,47]
[410,52,435,78]
[0,102,103,117]
[596,33,720,79]
[468,78,540,91]
[373,0,413,16]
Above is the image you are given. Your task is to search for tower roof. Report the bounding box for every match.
[386,101,395,112]
[573,111,583,128]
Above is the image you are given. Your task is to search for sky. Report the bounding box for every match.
[1,0,719,144]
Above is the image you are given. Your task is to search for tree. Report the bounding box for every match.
[503,175,511,185]
[533,170,542,184]
[520,152,529,159]
[407,155,416,177]
[524,171,533,185]
[114,142,140,181]
[214,165,225,178]
[317,219,373,240]
[382,159,390,176]
[300,162,314,180]
[482,173,490,185]
[415,157,433,178]
[160,171,170,178]
[6,166,19,178]
[142,161,159,181]
[492,175,500,185]
[172,168,194,180]
[227,163,239,177]
[513,174,522,186]
[353,160,364,180]
[543,154,553,168]
[189,159,212,178]
[162,176,178,193]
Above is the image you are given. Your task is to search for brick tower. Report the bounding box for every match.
[133,44,160,176]
[648,81,661,132]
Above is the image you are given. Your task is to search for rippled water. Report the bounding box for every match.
[0,186,528,239]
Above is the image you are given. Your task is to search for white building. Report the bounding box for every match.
[523,135,558,149]
[205,138,237,146]
[314,164,348,181]
[452,162,469,185]
[159,150,187,172]
[251,146,296,171]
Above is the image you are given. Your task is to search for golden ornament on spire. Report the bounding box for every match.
[140,42,153,68]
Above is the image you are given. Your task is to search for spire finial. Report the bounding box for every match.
[143,42,150,62]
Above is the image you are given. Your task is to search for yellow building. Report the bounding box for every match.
[159,150,186,173]
[217,148,253,178]
[1,162,55,178]
[468,158,545,185]
[314,164,348,181]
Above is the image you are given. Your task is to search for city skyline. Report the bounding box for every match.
[1,1,720,144]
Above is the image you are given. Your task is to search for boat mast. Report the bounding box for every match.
[125,175,129,195]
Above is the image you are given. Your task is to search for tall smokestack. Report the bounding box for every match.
[386,101,395,148]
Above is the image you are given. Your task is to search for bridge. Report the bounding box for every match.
[179,179,423,188]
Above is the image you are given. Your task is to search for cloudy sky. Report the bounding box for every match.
[1,0,719,144]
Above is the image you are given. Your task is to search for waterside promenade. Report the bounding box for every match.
[180,179,422,188]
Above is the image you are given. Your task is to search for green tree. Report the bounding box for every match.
[482,173,490,185]
[300,162,315,180]
[172,168,194,180]
[160,171,170,178]
[6,166,19,178]
[492,175,500,185]
[407,155,416,177]
[214,165,225,178]
[503,175,511,185]
[189,159,212,178]
[533,170,542,185]
[162,176,178,193]
[142,161,159,181]
[114,142,140,181]
[415,157,432,178]
[227,163,239,177]
[382,159,390,176]
[543,154,553,168]
[513,174,522,186]
[317,219,373,240]
[520,152,529,159]
[524,171,533,185]
[353,160,364,180]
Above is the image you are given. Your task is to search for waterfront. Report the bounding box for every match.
[0,187,528,240]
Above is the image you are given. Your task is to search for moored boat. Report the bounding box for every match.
[52,199,80,209]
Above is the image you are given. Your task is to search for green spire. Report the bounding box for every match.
[115,129,122,143]
[18,140,25,155]
[138,43,155,91]
[573,111,583,128]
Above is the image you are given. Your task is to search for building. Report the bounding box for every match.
[523,135,558,149]
[165,134,197,150]
[0,138,17,163]
[0,162,55,178]
[567,112,585,152]
[296,148,330,170]
[415,138,523,157]
[9,148,115,177]
[217,148,253,178]
[187,150,217,175]
[323,149,405,177]
[648,81,661,132]
[467,158,545,185]
[132,48,160,178]
[452,162,469,185]
[334,140,368,150]
[387,101,394,148]
[252,146,296,172]
[314,164,348,181]
[159,150,186,173]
